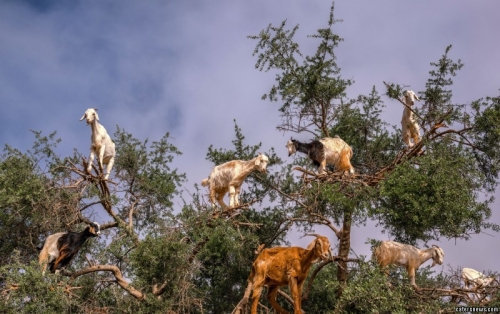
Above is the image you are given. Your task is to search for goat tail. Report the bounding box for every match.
[201,177,210,187]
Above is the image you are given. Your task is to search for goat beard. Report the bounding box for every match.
[430,260,442,267]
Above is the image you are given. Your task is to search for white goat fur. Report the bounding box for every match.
[201,153,269,208]
[320,137,354,174]
[401,90,421,148]
[374,240,444,287]
[39,232,66,275]
[462,267,496,289]
[285,136,354,174]
[80,108,116,180]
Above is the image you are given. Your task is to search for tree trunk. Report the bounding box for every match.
[336,209,352,298]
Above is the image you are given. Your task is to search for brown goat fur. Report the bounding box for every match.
[247,235,332,314]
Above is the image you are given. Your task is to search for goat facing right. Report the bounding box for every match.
[38,222,101,275]
[247,234,332,314]
[201,153,269,208]
[373,240,444,288]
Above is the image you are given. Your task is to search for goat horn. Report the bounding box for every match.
[304,233,321,238]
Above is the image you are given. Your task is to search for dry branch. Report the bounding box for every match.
[63,265,144,300]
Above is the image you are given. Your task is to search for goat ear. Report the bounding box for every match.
[254,157,261,166]
[79,114,86,121]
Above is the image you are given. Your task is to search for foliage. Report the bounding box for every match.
[1,2,500,313]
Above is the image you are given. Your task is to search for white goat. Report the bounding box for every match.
[201,153,269,208]
[374,240,444,287]
[80,108,116,180]
[401,90,421,148]
[462,267,496,290]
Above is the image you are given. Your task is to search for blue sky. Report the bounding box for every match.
[1,0,499,276]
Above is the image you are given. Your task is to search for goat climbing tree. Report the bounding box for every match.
[247,1,500,309]
[1,2,500,314]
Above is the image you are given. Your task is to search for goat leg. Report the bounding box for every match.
[267,285,289,314]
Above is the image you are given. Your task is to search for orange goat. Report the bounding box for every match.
[247,234,332,314]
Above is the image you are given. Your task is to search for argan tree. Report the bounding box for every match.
[247,1,500,307]
[1,2,500,313]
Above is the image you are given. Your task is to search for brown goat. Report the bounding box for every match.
[247,234,332,314]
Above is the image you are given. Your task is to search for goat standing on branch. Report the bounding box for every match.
[286,136,354,175]
[201,153,269,208]
[401,90,422,148]
[373,240,444,288]
[246,234,332,314]
[462,267,497,290]
[39,222,101,275]
[80,108,116,180]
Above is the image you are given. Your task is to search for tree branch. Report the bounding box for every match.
[63,265,144,300]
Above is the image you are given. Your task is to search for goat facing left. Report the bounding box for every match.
[80,108,116,180]
[38,222,101,275]
[247,234,332,314]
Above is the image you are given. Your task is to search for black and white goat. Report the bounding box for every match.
[39,222,101,274]
[286,136,354,174]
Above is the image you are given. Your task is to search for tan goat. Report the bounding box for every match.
[201,153,269,208]
[374,240,444,288]
[247,234,332,314]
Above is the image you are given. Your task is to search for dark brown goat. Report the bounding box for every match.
[247,234,332,314]
[39,222,101,274]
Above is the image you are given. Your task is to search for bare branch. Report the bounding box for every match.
[63,265,144,300]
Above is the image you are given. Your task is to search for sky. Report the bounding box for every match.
[1,0,499,279]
